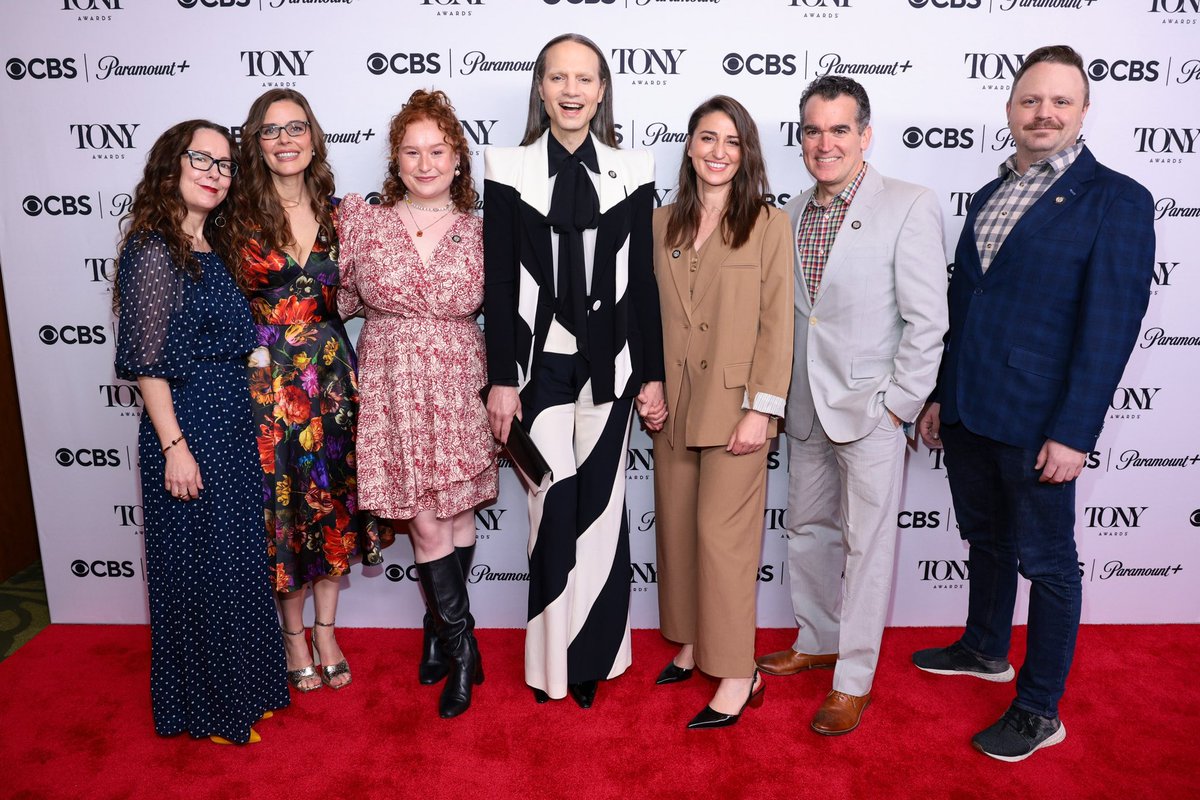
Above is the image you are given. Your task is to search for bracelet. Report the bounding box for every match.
[162,434,186,455]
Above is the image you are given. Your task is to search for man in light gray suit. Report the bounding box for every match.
[755,76,948,735]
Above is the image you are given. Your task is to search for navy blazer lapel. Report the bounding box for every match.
[959,176,1002,284]
[984,147,1098,277]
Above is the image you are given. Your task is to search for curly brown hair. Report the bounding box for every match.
[380,89,477,213]
[231,89,336,290]
[114,120,238,314]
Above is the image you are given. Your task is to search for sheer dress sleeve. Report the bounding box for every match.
[336,194,364,318]
[114,232,192,383]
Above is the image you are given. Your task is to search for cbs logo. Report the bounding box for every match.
[22,195,93,217]
[385,564,421,582]
[178,0,251,6]
[56,448,122,467]
[543,0,616,4]
[722,53,796,76]
[898,511,942,529]
[902,126,975,149]
[1087,59,1160,82]
[71,559,135,578]
[6,57,78,80]
[366,53,441,76]
[39,324,107,345]
[1190,510,1200,527]
[908,0,981,7]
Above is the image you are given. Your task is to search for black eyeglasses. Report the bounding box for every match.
[258,120,311,140]
[182,150,238,177]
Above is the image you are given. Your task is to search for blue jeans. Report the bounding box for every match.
[941,422,1082,718]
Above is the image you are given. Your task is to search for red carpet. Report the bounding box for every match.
[3,625,1197,799]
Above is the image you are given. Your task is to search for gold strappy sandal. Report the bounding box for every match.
[312,619,351,690]
[281,626,322,693]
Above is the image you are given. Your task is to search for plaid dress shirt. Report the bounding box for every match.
[797,163,868,302]
[975,141,1083,273]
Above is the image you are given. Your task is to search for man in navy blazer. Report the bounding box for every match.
[912,45,1156,762]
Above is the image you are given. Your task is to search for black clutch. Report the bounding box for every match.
[479,386,553,493]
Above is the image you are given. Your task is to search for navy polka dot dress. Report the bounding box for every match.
[115,232,290,743]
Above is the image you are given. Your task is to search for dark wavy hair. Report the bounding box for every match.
[231,89,336,288]
[379,89,477,213]
[521,33,618,148]
[114,120,238,314]
[665,96,769,251]
[799,75,872,132]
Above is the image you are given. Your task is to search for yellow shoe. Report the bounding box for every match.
[209,727,262,745]
[260,711,274,721]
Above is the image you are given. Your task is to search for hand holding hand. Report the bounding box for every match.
[636,381,667,432]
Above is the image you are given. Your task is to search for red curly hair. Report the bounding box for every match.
[380,89,477,213]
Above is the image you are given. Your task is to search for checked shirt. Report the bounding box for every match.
[797,162,868,303]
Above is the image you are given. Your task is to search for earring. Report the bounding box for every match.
[312,149,316,157]
[212,214,227,228]
[454,166,461,176]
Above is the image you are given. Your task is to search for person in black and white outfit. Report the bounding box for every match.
[483,33,666,710]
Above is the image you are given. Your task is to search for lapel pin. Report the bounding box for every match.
[1054,196,1064,204]
[608,170,617,179]
[671,249,681,259]
[451,234,461,243]
[851,220,861,229]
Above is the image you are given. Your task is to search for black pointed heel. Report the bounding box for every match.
[655,661,695,685]
[686,671,765,730]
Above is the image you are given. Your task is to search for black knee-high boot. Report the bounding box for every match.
[416,552,483,718]
[418,545,476,685]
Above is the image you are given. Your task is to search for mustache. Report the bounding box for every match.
[1024,121,1063,130]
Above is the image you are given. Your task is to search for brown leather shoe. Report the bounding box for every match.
[755,649,838,676]
[810,690,871,736]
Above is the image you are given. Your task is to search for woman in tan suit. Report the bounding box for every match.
[651,95,794,729]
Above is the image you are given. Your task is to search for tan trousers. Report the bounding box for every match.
[653,373,769,678]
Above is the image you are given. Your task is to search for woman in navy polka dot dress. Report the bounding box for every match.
[114,120,290,745]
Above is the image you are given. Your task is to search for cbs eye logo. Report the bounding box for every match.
[1191,510,1200,527]
[56,447,122,467]
[385,564,421,582]
[39,324,107,345]
[71,559,135,578]
[365,53,441,76]
[6,57,78,80]
[23,195,93,217]
[722,53,796,76]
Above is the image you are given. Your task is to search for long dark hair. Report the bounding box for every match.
[231,89,336,287]
[665,96,769,251]
[520,33,618,148]
[114,120,238,314]
[380,89,478,213]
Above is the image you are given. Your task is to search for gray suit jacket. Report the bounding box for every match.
[784,166,948,443]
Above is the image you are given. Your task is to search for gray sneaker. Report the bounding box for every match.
[911,641,1015,682]
[972,705,1066,762]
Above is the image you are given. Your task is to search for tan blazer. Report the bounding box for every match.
[652,204,795,448]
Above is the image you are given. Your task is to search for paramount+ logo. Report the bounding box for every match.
[56,447,122,468]
[6,57,78,80]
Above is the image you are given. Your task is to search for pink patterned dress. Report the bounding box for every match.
[337,193,497,520]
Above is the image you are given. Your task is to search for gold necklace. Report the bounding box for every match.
[405,201,455,238]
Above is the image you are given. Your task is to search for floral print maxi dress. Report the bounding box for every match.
[241,206,390,592]
[337,193,497,520]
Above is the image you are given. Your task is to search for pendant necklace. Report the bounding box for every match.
[405,196,455,237]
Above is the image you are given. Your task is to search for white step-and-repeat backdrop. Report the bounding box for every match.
[2,0,1197,628]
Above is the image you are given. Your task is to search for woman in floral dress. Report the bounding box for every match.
[233,89,388,693]
[338,89,497,719]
